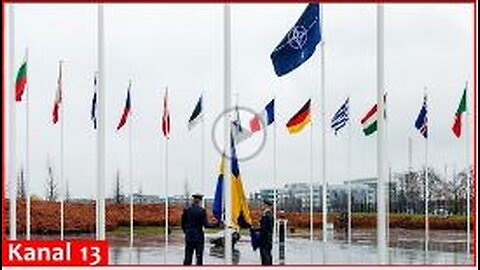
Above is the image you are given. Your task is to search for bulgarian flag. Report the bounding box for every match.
[15,52,28,102]
[360,94,387,136]
[451,87,467,138]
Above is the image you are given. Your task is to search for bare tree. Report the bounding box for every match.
[113,169,123,204]
[17,166,26,199]
[183,174,190,207]
[65,178,71,202]
[45,160,58,201]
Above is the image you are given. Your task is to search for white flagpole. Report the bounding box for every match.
[376,4,388,263]
[129,81,134,249]
[96,4,106,241]
[201,93,206,208]
[25,48,31,240]
[223,3,233,264]
[60,60,65,241]
[273,95,278,247]
[320,4,328,250]
[164,87,169,264]
[424,90,429,259]
[8,3,17,240]
[347,97,352,246]
[309,106,314,263]
[464,81,470,258]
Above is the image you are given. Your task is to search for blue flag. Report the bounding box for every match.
[415,95,428,138]
[331,97,349,135]
[270,3,321,77]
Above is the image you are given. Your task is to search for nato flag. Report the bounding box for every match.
[270,3,321,77]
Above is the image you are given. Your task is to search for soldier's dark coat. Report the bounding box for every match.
[259,209,274,265]
[181,203,214,265]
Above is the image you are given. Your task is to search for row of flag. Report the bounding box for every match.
[12,2,468,140]
[13,57,468,141]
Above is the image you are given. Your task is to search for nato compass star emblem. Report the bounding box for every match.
[287,25,308,50]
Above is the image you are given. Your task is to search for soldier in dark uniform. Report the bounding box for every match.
[259,199,274,265]
[181,193,216,265]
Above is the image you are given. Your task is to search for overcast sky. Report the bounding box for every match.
[6,3,474,200]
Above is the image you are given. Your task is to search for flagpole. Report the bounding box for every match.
[309,106,314,263]
[60,60,65,241]
[320,4,328,251]
[424,90,429,260]
[273,95,278,249]
[164,87,169,264]
[376,4,388,263]
[96,4,106,241]
[24,48,31,240]
[464,81,470,258]
[347,96,352,246]
[201,93,206,208]
[8,3,17,240]
[223,3,233,264]
[129,81,134,249]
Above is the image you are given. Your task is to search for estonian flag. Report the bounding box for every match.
[91,73,98,130]
[188,95,203,131]
[270,3,321,77]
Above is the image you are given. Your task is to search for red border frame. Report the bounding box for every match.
[1,0,477,267]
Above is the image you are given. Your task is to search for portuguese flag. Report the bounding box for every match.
[15,57,27,102]
[451,87,467,138]
[286,99,311,134]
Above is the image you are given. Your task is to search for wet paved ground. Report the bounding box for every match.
[30,228,472,265]
[106,228,472,265]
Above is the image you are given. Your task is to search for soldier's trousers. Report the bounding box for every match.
[183,240,204,265]
[260,245,273,265]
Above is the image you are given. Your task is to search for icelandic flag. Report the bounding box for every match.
[188,95,203,131]
[270,3,321,77]
[249,99,275,133]
[415,95,428,138]
[116,82,131,131]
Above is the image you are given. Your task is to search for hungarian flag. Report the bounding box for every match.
[451,87,467,138]
[360,94,387,136]
[162,88,170,138]
[286,99,311,134]
[52,62,63,124]
[249,99,275,133]
[116,81,131,131]
[15,53,27,102]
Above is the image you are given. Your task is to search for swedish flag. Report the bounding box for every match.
[230,135,252,229]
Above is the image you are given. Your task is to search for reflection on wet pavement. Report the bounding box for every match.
[105,228,472,265]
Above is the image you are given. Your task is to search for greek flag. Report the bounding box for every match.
[331,98,349,135]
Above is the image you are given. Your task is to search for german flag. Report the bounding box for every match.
[286,99,311,134]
